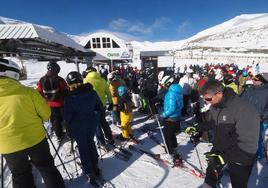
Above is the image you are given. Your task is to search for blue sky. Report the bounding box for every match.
[0,0,267,41]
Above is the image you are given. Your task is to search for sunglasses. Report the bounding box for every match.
[204,97,213,101]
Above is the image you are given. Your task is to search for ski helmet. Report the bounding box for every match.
[107,71,117,81]
[82,66,97,78]
[118,86,127,97]
[47,62,60,73]
[161,75,174,87]
[223,74,233,85]
[242,71,248,77]
[66,71,83,85]
[0,58,21,80]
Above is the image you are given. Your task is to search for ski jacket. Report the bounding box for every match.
[108,79,126,106]
[224,82,238,94]
[64,83,104,137]
[0,78,51,154]
[37,71,67,107]
[162,84,183,121]
[204,88,260,165]
[83,71,112,107]
[240,84,268,124]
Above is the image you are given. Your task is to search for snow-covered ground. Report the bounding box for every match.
[1,60,268,188]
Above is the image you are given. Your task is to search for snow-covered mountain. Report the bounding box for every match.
[71,13,268,55]
[184,13,268,51]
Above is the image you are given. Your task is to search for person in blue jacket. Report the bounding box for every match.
[63,71,104,186]
[161,83,184,156]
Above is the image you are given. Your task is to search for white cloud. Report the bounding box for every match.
[109,18,131,30]
[176,20,190,34]
[109,17,171,35]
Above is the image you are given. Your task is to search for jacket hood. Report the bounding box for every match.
[0,78,21,96]
[168,84,183,94]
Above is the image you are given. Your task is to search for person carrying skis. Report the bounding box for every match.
[159,83,184,161]
[64,71,104,186]
[37,61,67,142]
[0,58,65,188]
[83,67,115,148]
[116,86,134,140]
[240,73,268,159]
[197,79,259,188]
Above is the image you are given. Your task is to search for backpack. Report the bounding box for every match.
[41,76,61,101]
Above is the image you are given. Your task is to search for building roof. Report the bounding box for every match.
[0,23,86,52]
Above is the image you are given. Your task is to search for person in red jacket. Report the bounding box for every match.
[37,62,67,141]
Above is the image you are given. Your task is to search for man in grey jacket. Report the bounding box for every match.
[199,79,260,188]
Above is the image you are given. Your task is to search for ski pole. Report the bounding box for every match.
[44,127,73,181]
[71,140,79,176]
[149,104,170,156]
[191,133,205,176]
[1,155,4,188]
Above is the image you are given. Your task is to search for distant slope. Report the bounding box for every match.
[185,13,268,49]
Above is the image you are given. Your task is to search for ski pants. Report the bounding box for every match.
[112,105,121,125]
[163,120,180,154]
[182,94,191,116]
[205,162,253,188]
[96,111,113,146]
[2,139,65,188]
[256,122,268,159]
[73,129,99,176]
[51,107,65,140]
[120,112,133,139]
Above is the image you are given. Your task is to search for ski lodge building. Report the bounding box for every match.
[78,32,133,70]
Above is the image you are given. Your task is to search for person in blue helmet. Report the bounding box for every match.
[160,83,184,160]
[117,86,134,140]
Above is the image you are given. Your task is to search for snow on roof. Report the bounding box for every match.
[0,23,86,52]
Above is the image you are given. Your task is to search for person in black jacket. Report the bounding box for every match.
[64,71,104,186]
[199,79,260,188]
[240,73,268,159]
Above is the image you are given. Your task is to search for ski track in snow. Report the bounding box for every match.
[1,61,268,188]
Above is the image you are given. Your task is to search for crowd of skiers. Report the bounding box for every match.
[0,57,268,188]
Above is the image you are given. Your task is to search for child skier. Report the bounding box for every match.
[117,86,134,140]
[64,71,104,187]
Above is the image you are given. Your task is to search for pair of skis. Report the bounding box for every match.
[107,144,133,161]
[129,145,204,179]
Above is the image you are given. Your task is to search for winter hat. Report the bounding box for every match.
[255,73,268,84]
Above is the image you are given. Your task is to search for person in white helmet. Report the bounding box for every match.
[0,58,65,188]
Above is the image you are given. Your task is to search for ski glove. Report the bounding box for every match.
[205,152,225,179]
[205,152,225,168]
[185,126,197,135]
[107,103,113,111]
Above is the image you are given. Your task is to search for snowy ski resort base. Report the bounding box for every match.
[1,60,268,188]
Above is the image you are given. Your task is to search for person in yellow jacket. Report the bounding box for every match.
[0,58,64,188]
[83,67,114,146]
[107,71,126,126]
[223,74,238,94]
